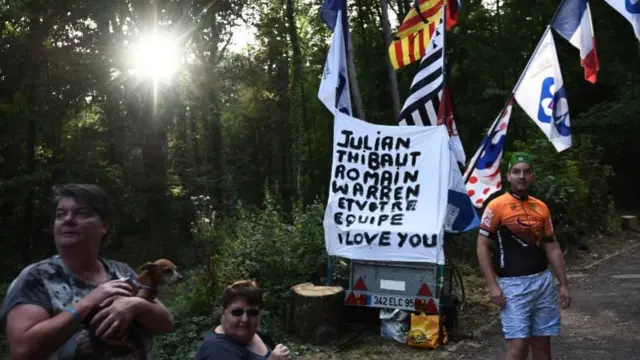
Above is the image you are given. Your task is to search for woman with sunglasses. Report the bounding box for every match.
[195,280,293,360]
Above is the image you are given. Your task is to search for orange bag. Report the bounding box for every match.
[406,312,448,349]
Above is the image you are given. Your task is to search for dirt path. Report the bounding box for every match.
[447,245,640,359]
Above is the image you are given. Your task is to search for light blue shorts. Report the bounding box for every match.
[498,270,561,339]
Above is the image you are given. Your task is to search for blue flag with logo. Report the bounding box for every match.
[318,3,352,116]
[445,142,480,233]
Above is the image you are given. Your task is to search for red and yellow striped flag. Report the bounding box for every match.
[389,0,460,70]
[398,0,444,39]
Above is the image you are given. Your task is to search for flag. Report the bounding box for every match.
[318,9,352,115]
[388,0,461,70]
[396,0,459,38]
[604,0,640,41]
[321,0,347,31]
[438,86,466,165]
[397,0,444,38]
[389,1,443,70]
[445,143,480,233]
[398,13,445,127]
[551,0,599,83]
[396,9,476,233]
[398,12,465,164]
[446,0,462,29]
[464,99,514,208]
[514,28,572,152]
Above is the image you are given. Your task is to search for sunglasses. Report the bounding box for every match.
[229,308,260,317]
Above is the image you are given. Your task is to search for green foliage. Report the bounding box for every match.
[152,191,327,358]
[509,135,617,239]
[0,0,636,357]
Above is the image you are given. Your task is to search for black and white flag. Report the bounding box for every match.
[398,17,445,128]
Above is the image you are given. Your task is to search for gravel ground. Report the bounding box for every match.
[448,242,640,359]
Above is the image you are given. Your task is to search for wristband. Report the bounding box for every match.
[66,306,80,321]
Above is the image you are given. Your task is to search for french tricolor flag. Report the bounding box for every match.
[551,0,599,84]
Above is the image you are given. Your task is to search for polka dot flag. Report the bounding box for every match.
[463,98,514,208]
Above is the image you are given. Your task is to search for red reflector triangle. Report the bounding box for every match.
[357,294,367,305]
[417,283,432,297]
[353,277,367,291]
[425,298,438,314]
[345,292,357,305]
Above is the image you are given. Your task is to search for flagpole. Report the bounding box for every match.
[442,3,448,124]
[510,26,551,95]
[463,17,558,186]
[549,0,567,27]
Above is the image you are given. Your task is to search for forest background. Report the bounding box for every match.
[1,0,638,358]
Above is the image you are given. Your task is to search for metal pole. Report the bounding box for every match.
[441,3,448,126]
[463,25,551,185]
[510,26,551,95]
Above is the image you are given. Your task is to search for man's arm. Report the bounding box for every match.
[477,203,505,308]
[542,212,571,309]
[542,212,569,288]
[544,240,569,288]
[477,234,499,289]
[477,234,505,307]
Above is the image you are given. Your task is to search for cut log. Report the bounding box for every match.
[621,215,637,231]
[288,282,344,345]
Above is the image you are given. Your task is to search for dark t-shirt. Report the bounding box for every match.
[479,193,556,277]
[0,255,153,360]
[195,331,274,360]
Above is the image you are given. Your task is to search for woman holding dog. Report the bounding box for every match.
[195,280,293,360]
[0,183,174,359]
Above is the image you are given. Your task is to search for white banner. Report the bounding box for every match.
[323,112,450,264]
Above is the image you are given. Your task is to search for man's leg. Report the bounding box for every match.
[499,277,536,360]
[531,270,561,360]
[530,336,551,360]
[506,338,529,360]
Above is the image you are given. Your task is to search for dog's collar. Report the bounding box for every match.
[127,273,157,292]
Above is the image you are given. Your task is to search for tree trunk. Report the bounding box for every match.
[21,116,36,266]
[288,283,344,345]
[286,0,309,199]
[20,12,49,266]
[189,110,202,167]
[395,0,409,20]
[379,0,402,119]
[346,27,366,121]
[274,0,293,215]
[140,93,171,259]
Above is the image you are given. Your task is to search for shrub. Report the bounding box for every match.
[509,135,617,240]
[152,191,328,358]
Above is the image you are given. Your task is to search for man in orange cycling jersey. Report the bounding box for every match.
[476,152,571,360]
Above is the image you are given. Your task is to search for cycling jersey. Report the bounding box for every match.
[479,192,556,277]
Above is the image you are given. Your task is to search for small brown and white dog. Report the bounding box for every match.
[95,258,184,350]
[126,258,184,301]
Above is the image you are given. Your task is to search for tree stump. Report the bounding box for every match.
[288,282,344,345]
[621,215,637,231]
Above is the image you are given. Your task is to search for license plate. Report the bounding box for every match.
[370,294,416,310]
